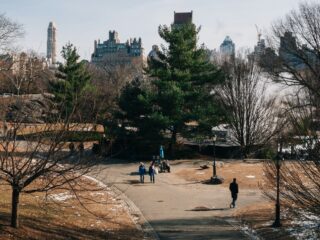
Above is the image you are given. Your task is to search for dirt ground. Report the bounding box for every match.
[0,177,144,240]
[175,159,265,189]
[174,159,300,239]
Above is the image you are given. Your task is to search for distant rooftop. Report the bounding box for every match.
[174,11,193,24]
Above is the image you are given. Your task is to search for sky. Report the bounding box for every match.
[1,0,307,61]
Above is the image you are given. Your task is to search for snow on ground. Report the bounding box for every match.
[246,175,256,178]
[239,224,262,240]
[48,192,74,202]
[288,212,320,240]
[84,175,112,191]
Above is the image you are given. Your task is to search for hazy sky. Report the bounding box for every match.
[2,0,306,61]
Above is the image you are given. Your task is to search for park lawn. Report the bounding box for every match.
[174,159,319,239]
[233,202,298,240]
[175,160,265,189]
[0,177,144,240]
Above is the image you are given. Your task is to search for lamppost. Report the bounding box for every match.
[212,135,217,178]
[273,144,283,228]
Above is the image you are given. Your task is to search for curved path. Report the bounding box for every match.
[91,160,263,240]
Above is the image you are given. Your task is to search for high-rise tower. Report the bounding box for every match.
[47,22,56,64]
[220,36,235,57]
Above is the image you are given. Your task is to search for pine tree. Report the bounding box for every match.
[114,78,168,150]
[50,43,91,119]
[116,23,224,157]
[146,23,224,155]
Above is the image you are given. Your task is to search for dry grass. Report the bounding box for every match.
[174,160,301,239]
[0,177,144,240]
[233,202,296,240]
[175,160,265,189]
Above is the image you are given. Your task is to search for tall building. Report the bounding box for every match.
[173,11,193,25]
[47,22,57,64]
[91,30,143,67]
[249,33,266,63]
[219,36,235,61]
[148,11,193,65]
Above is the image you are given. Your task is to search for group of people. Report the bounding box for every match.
[137,147,239,208]
[137,145,171,184]
[138,159,171,184]
[138,162,155,183]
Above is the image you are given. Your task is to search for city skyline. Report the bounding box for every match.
[2,0,306,61]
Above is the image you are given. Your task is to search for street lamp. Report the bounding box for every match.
[273,150,283,227]
[212,134,217,178]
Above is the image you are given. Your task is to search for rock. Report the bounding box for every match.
[5,94,56,123]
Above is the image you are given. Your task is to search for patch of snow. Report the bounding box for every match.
[246,175,256,179]
[48,192,74,202]
[83,175,111,191]
[196,172,205,175]
[239,224,262,240]
[288,211,320,240]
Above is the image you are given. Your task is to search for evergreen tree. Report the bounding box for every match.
[146,23,224,155]
[116,23,224,157]
[50,43,91,119]
[113,78,168,151]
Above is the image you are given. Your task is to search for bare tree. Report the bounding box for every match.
[261,1,320,222]
[216,52,279,156]
[263,90,320,219]
[0,13,24,52]
[267,1,320,98]
[0,45,104,228]
[85,59,144,123]
[0,51,51,95]
[0,98,103,228]
[99,58,143,96]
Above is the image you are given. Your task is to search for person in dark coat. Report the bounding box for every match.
[229,178,239,208]
[138,162,146,183]
[149,163,155,183]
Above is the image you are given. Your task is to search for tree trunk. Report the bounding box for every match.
[11,186,20,228]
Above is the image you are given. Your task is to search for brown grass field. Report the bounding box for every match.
[175,160,265,189]
[0,177,144,240]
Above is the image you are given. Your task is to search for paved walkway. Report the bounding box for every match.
[92,160,263,240]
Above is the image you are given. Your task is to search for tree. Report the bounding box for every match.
[267,2,320,99]
[49,43,91,120]
[142,23,223,156]
[0,14,24,91]
[115,77,167,152]
[0,51,53,95]
[262,1,320,221]
[0,13,24,52]
[216,52,279,157]
[263,91,320,219]
[0,96,102,228]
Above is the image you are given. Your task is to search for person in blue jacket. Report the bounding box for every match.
[160,145,164,160]
[138,162,146,183]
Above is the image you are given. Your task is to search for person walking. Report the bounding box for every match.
[149,163,155,183]
[139,162,146,183]
[229,178,239,208]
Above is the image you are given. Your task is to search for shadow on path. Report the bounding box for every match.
[149,216,247,240]
[187,207,231,212]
